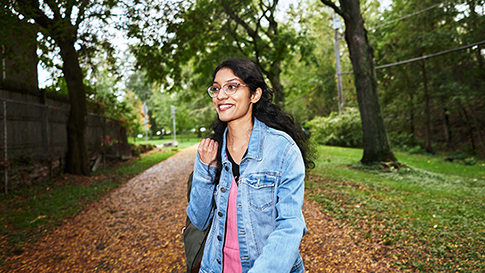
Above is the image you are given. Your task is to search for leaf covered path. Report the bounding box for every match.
[2,146,398,272]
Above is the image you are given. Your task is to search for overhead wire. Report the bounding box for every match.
[368,3,442,31]
[340,40,485,74]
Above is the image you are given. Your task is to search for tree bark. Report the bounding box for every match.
[321,0,397,164]
[267,62,284,106]
[421,61,433,153]
[58,38,90,175]
[409,93,415,140]
[442,107,451,145]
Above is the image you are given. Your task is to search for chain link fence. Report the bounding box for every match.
[1,99,131,193]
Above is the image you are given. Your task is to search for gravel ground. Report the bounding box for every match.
[2,145,398,272]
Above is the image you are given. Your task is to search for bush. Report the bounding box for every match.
[307,108,363,148]
[387,131,416,149]
[464,157,476,166]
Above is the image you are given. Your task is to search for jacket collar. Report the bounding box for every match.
[221,117,265,164]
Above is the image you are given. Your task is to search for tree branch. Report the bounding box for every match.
[44,0,61,20]
[258,0,276,37]
[75,0,92,27]
[219,1,258,40]
[320,0,345,19]
[17,0,53,29]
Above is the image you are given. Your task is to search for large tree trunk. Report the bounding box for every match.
[58,39,90,175]
[267,62,284,106]
[325,0,397,164]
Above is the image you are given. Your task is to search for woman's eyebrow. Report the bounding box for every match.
[213,78,240,85]
[225,78,240,83]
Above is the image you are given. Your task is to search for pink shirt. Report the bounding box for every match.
[223,177,242,273]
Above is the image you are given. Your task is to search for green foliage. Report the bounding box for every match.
[0,150,175,259]
[282,0,353,122]
[308,108,363,148]
[370,0,485,157]
[308,145,485,272]
[126,71,152,102]
[125,0,304,105]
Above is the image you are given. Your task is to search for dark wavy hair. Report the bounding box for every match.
[208,58,315,184]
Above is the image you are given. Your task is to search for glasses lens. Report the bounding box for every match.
[224,83,238,95]
[207,86,219,97]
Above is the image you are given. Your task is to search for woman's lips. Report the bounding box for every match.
[218,104,233,111]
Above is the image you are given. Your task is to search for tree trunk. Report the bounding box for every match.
[58,39,90,175]
[442,107,451,145]
[409,93,415,140]
[459,103,476,150]
[267,62,284,106]
[327,0,396,164]
[421,61,433,153]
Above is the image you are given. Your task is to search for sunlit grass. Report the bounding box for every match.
[129,134,202,150]
[308,145,485,272]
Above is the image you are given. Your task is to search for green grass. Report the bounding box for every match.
[307,145,485,272]
[129,134,202,150]
[0,150,175,262]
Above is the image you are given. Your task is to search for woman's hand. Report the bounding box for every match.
[198,138,218,166]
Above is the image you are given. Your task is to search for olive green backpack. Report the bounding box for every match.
[183,172,212,273]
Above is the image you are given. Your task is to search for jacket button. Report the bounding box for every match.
[221,187,226,193]
[225,166,229,171]
[218,211,223,217]
[217,235,222,241]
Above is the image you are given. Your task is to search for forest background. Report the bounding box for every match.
[3,0,485,164]
[1,0,485,271]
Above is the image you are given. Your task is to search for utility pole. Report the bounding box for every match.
[171,105,176,142]
[142,101,149,143]
[333,11,344,114]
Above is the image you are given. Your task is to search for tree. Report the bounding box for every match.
[371,0,485,155]
[6,0,118,175]
[320,0,397,164]
[282,1,353,122]
[126,0,302,106]
[126,71,152,102]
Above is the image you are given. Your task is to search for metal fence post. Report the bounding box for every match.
[3,100,8,194]
[102,116,106,168]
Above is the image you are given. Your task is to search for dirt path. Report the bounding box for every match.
[2,146,397,272]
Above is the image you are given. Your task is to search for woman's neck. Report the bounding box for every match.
[226,118,253,164]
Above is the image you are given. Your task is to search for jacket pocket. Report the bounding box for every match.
[244,173,276,211]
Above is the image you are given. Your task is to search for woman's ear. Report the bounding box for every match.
[250,87,262,104]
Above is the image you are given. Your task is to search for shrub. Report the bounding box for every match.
[307,108,363,148]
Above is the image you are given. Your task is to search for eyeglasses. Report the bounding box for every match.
[207,82,247,98]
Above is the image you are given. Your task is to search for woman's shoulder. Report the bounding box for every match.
[263,126,297,147]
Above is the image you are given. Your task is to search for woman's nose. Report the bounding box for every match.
[216,89,229,99]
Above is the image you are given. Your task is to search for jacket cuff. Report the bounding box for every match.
[194,152,217,182]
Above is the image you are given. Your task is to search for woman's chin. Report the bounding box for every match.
[218,115,231,122]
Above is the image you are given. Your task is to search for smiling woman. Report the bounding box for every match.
[186,58,315,273]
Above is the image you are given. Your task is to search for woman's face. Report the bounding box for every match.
[211,68,261,123]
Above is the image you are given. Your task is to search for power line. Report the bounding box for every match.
[376,40,485,69]
[340,40,485,74]
[368,3,442,31]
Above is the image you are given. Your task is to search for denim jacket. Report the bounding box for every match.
[187,118,307,273]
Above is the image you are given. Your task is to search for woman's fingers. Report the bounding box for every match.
[198,138,218,166]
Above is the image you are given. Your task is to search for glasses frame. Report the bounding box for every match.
[207,82,248,98]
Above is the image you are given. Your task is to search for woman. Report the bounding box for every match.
[187,59,314,273]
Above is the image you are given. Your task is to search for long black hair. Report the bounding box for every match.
[208,58,315,184]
